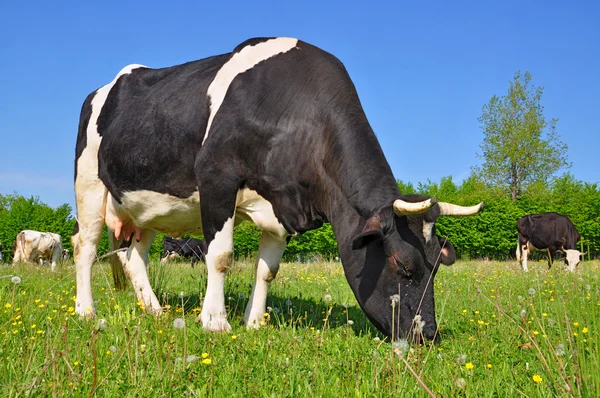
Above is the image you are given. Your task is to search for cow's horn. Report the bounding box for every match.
[438,202,484,216]
[393,197,437,216]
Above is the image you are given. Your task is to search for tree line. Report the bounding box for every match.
[1,173,598,263]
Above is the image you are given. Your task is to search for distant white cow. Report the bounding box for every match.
[13,230,64,270]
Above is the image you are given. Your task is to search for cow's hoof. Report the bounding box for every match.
[243,313,267,329]
[75,306,96,318]
[197,312,232,332]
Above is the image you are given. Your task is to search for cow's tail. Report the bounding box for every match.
[108,229,128,290]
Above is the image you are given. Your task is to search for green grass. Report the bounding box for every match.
[1,258,599,397]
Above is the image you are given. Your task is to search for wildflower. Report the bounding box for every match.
[231,335,237,340]
[11,276,21,285]
[158,330,163,334]
[347,320,354,326]
[31,324,36,329]
[113,305,119,310]
[457,354,467,365]
[73,361,79,366]
[140,344,147,354]
[323,294,332,303]
[109,346,117,353]
[528,288,536,295]
[173,318,185,329]
[390,295,400,307]
[456,378,466,389]
[202,358,212,365]
[555,344,565,356]
[465,362,474,370]
[533,330,539,336]
[202,352,209,359]
[532,375,542,384]
[179,291,184,298]
[487,364,492,369]
[548,319,555,327]
[520,309,527,318]
[4,303,11,309]
[582,327,589,334]
[573,322,579,327]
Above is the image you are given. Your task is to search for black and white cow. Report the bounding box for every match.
[516,212,583,272]
[161,236,207,265]
[13,230,64,270]
[73,37,483,342]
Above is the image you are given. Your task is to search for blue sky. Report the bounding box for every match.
[0,1,598,209]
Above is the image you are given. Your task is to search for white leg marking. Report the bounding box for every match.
[244,232,287,328]
[121,230,161,314]
[203,37,298,145]
[199,217,235,331]
[521,246,529,272]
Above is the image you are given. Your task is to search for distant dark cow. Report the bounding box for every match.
[516,213,583,272]
[72,37,483,342]
[161,236,207,265]
[13,230,64,270]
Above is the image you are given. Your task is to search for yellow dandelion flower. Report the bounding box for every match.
[487,364,492,369]
[231,335,237,340]
[582,327,589,334]
[532,375,542,383]
[202,353,209,358]
[73,361,79,366]
[158,330,163,334]
[573,322,579,327]
[202,358,212,365]
[533,331,539,336]
[113,305,119,310]
[35,299,41,303]
[31,324,36,329]
[465,362,474,370]
[5,303,12,309]
[38,304,45,308]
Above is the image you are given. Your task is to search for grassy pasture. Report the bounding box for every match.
[1,258,599,397]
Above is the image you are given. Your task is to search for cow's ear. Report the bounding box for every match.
[352,216,384,250]
[437,236,456,265]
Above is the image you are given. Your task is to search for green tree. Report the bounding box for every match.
[474,71,569,201]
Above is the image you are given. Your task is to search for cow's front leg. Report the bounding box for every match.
[244,231,287,328]
[198,216,235,331]
[120,230,161,314]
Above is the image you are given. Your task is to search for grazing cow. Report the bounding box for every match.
[516,213,583,272]
[73,37,483,342]
[161,236,207,265]
[13,230,64,270]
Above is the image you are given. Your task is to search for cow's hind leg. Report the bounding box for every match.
[120,230,161,314]
[244,231,287,328]
[73,185,107,317]
[521,244,529,272]
[547,248,553,269]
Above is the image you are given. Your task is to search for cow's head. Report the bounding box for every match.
[351,194,483,343]
[563,248,584,272]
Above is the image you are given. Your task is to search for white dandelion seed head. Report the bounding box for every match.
[457,354,467,365]
[413,315,425,334]
[392,339,410,357]
[456,378,467,389]
[173,318,185,329]
[517,296,524,302]
[95,318,108,331]
[285,299,292,306]
[140,344,147,353]
[323,294,332,303]
[267,306,273,313]
[555,344,565,356]
[373,337,380,341]
[548,318,555,327]
[585,284,591,291]
[520,309,527,318]
[528,288,536,295]
[390,294,400,306]
[186,355,199,363]
[179,291,184,298]
[11,276,22,285]
[109,345,117,353]
[347,320,354,326]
